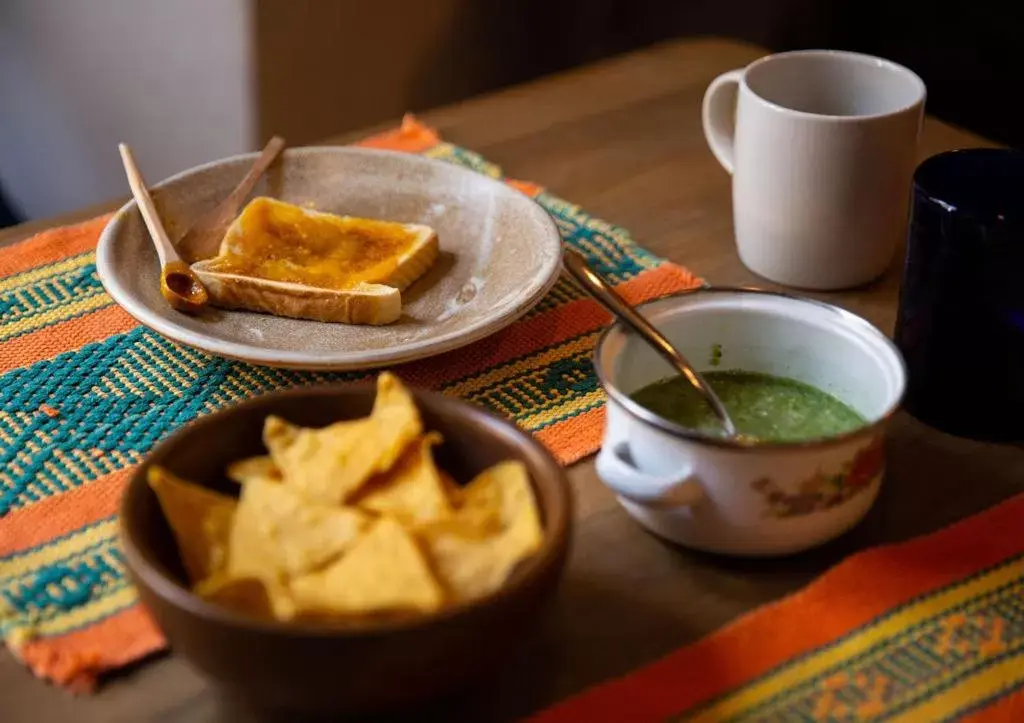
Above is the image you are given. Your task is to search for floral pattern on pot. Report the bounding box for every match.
[751,437,885,518]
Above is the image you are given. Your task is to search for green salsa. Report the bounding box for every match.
[629,370,866,442]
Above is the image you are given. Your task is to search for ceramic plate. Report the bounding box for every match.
[97,147,562,370]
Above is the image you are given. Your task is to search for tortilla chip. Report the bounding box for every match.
[440,470,463,504]
[147,466,236,583]
[420,517,542,602]
[193,575,280,620]
[419,461,543,601]
[369,372,423,469]
[226,455,280,485]
[264,416,373,503]
[290,517,444,615]
[445,460,537,536]
[227,477,369,579]
[355,433,452,526]
[263,373,422,503]
[169,374,543,623]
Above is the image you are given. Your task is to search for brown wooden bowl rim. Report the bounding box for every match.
[120,382,572,638]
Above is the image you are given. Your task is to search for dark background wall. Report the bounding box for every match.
[829,2,1023,147]
[1,1,1017,228]
[499,0,1020,147]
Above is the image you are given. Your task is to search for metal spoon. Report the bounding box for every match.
[563,248,738,438]
[119,143,209,315]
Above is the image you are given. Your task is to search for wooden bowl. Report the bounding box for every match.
[120,383,572,717]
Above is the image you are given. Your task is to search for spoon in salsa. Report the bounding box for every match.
[118,143,209,315]
[562,248,739,438]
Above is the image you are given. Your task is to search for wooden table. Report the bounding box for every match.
[2,37,1017,723]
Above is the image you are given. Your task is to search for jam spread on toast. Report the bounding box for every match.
[205,197,421,290]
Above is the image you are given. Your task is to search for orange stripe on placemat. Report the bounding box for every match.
[0,305,138,374]
[17,603,164,692]
[0,469,133,557]
[401,264,700,388]
[535,406,606,466]
[507,179,544,198]
[0,215,112,278]
[528,492,1024,723]
[355,114,442,154]
[616,262,701,306]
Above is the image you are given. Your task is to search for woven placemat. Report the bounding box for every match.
[0,117,700,690]
[529,492,1024,723]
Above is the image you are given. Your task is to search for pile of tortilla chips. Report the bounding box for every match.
[147,373,543,622]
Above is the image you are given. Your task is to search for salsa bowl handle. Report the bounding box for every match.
[596,442,705,509]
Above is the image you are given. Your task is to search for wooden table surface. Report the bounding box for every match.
[2,37,1018,723]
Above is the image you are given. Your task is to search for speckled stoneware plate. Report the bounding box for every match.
[96,147,562,370]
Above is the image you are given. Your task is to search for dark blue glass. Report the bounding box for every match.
[895,149,1024,442]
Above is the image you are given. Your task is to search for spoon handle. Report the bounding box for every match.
[118,143,178,268]
[563,248,737,438]
[224,136,286,211]
[177,135,286,263]
[119,143,209,315]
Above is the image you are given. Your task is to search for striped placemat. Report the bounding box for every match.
[0,117,700,690]
[529,492,1024,722]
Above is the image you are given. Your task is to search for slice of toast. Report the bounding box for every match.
[191,197,438,325]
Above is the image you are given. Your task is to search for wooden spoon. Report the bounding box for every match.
[118,143,209,315]
[176,135,286,263]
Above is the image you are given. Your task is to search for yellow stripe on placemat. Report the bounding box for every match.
[0,253,94,293]
[519,389,605,430]
[1,521,131,644]
[887,657,1024,723]
[19,582,136,640]
[683,556,1024,722]
[442,332,602,398]
[0,518,119,582]
[126,345,200,391]
[0,291,112,342]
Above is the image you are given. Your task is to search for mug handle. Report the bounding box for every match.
[595,442,705,509]
[701,69,743,175]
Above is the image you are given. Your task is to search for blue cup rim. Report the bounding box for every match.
[914,148,1024,223]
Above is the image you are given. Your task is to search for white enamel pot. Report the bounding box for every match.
[594,288,906,556]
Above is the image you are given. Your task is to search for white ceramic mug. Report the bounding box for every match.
[702,50,926,290]
[594,289,906,556]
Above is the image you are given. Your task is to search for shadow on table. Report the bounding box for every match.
[195,571,695,723]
